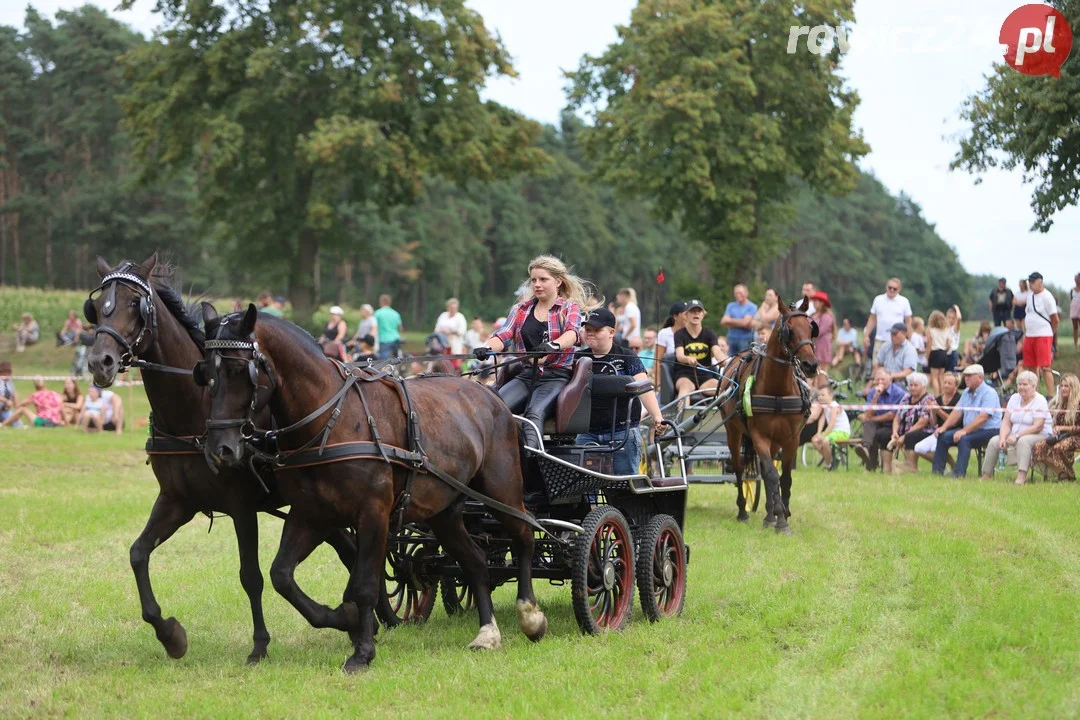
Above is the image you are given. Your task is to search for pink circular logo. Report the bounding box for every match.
[1000,4,1073,77]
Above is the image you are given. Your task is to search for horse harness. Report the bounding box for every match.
[199,336,550,536]
[733,310,816,420]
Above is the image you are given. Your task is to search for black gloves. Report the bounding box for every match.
[472,346,491,361]
[536,341,561,355]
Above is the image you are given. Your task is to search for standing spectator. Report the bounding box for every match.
[1069,272,1080,350]
[1032,373,1080,481]
[1013,278,1030,331]
[319,306,348,360]
[434,298,468,355]
[854,367,907,472]
[931,364,1003,478]
[674,300,726,402]
[832,318,862,369]
[874,323,918,386]
[810,292,835,387]
[863,278,913,364]
[0,361,16,424]
[1,378,62,428]
[374,294,404,361]
[945,305,963,372]
[809,384,850,471]
[57,310,83,346]
[350,304,379,354]
[257,291,283,317]
[13,313,40,353]
[988,278,1015,327]
[1023,272,1059,396]
[925,310,952,395]
[910,317,927,371]
[890,372,935,473]
[639,327,657,371]
[801,282,818,316]
[721,284,758,355]
[655,301,687,388]
[980,370,1052,485]
[616,288,641,342]
[60,377,84,425]
[754,288,781,330]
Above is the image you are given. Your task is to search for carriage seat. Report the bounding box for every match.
[495,356,594,436]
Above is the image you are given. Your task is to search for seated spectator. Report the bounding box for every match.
[890,372,935,473]
[463,316,486,353]
[0,361,16,424]
[980,370,1052,485]
[913,371,962,467]
[854,367,907,472]
[962,321,992,368]
[60,377,84,425]
[79,385,108,432]
[1,377,62,428]
[1032,373,1080,481]
[931,364,1003,478]
[319,306,348,360]
[810,385,851,471]
[910,317,927,371]
[874,322,918,386]
[97,386,124,434]
[257,291,284,317]
[14,313,40,352]
[832,318,862,368]
[57,310,83,347]
[638,327,657,371]
[351,335,378,363]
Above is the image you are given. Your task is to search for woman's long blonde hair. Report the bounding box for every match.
[928,310,946,330]
[617,287,638,305]
[1051,373,1080,426]
[527,255,599,311]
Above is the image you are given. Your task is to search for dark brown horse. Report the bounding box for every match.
[721,295,819,533]
[198,303,546,673]
[85,254,355,664]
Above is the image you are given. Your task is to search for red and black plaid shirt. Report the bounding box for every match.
[493,297,582,371]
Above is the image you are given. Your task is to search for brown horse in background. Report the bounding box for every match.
[721,295,819,533]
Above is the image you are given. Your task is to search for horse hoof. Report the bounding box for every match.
[468,620,501,651]
[737,511,749,523]
[775,524,792,536]
[517,600,547,643]
[246,648,268,665]
[762,516,776,529]
[163,617,188,659]
[341,654,371,675]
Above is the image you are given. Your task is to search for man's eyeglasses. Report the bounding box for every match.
[886,285,899,292]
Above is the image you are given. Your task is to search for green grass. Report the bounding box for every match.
[2,427,1079,718]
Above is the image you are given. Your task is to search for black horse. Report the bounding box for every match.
[86,254,355,663]
[198,303,547,672]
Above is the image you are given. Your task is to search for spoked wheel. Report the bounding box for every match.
[376,528,438,628]
[741,477,761,512]
[636,515,687,622]
[571,506,635,634]
[440,576,477,617]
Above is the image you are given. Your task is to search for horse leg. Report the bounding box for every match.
[780,441,797,525]
[341,507,389,674]
[730,427,748,522]
[269,513,356,633]
[425,504,505,649]
[129,494,196,659]
[232,510,270,664]
[753,434,786,532]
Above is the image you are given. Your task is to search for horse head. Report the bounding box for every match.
[196,302,273,468]
[86,253,160,388]
[774,293,820,379]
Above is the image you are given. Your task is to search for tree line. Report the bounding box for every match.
[1,3,980,331]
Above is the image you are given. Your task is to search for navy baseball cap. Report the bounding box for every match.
[584,308,617,328]
[668,301,688,317]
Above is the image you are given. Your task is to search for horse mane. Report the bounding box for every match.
[209,310,324,362]
[111,259,206,350]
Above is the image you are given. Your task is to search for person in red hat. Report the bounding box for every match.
[810,291,836,387]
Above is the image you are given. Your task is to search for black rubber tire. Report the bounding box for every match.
[635,514,687,622]
[440,576,477,617]
[375,533,438,628]
[571,506,635,634]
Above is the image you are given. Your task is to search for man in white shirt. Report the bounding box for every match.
[1022,271,1059,395]
[863,277,913,362]
[802,282,818,317]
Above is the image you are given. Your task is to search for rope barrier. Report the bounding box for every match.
[6,375,144,387]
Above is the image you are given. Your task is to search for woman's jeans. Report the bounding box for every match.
[498,368,571,450]
[575,426,643,476]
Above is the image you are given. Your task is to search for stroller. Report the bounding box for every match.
[978,326,1021,399]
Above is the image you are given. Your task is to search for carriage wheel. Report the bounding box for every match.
[376,531,438,628]
[635,515,687,622]
[440,576,477,617]
[571,506,635,634]
[742,477,762,513]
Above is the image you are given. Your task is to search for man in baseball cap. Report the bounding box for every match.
[873,322,917,385]
[1022,271,1059,394]
[931,361,1003,478]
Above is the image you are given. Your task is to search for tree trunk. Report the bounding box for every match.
[289,227,318,329]
[44,216,54,289]
[339,257,353,304]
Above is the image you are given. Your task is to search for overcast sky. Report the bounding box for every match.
[4,0,1075,289]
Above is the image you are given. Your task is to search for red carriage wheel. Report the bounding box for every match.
[635,514,687,621]
[571,506,635,634]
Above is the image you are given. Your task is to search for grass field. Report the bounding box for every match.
[2,425,1080,718]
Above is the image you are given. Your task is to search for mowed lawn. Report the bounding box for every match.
[2,427,1079,719]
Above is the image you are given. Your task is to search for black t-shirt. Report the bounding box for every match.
[672,327,719,376]
[579,344,646,431]
[520,310,547,352]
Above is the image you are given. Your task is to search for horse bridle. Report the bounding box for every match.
[761,310,818,370]
[200,321,278,440]
[85,269,159,365]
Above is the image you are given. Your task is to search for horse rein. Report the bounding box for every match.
[85,270,193,376]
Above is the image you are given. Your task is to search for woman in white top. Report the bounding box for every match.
[654,301,687,389]
[980,370,1052,485]
[925,310,952,396]
[1013,278,1031,332]
[910,316,927,369]
[831,318,862,368]
[754,288,781,330]
[945,305,962,371]
[1069,273,1080,349]
[616,288,641,341]
[810,385,851,471]
[433,298,468,355]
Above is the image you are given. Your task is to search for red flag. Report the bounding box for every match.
[656,268,665,284]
